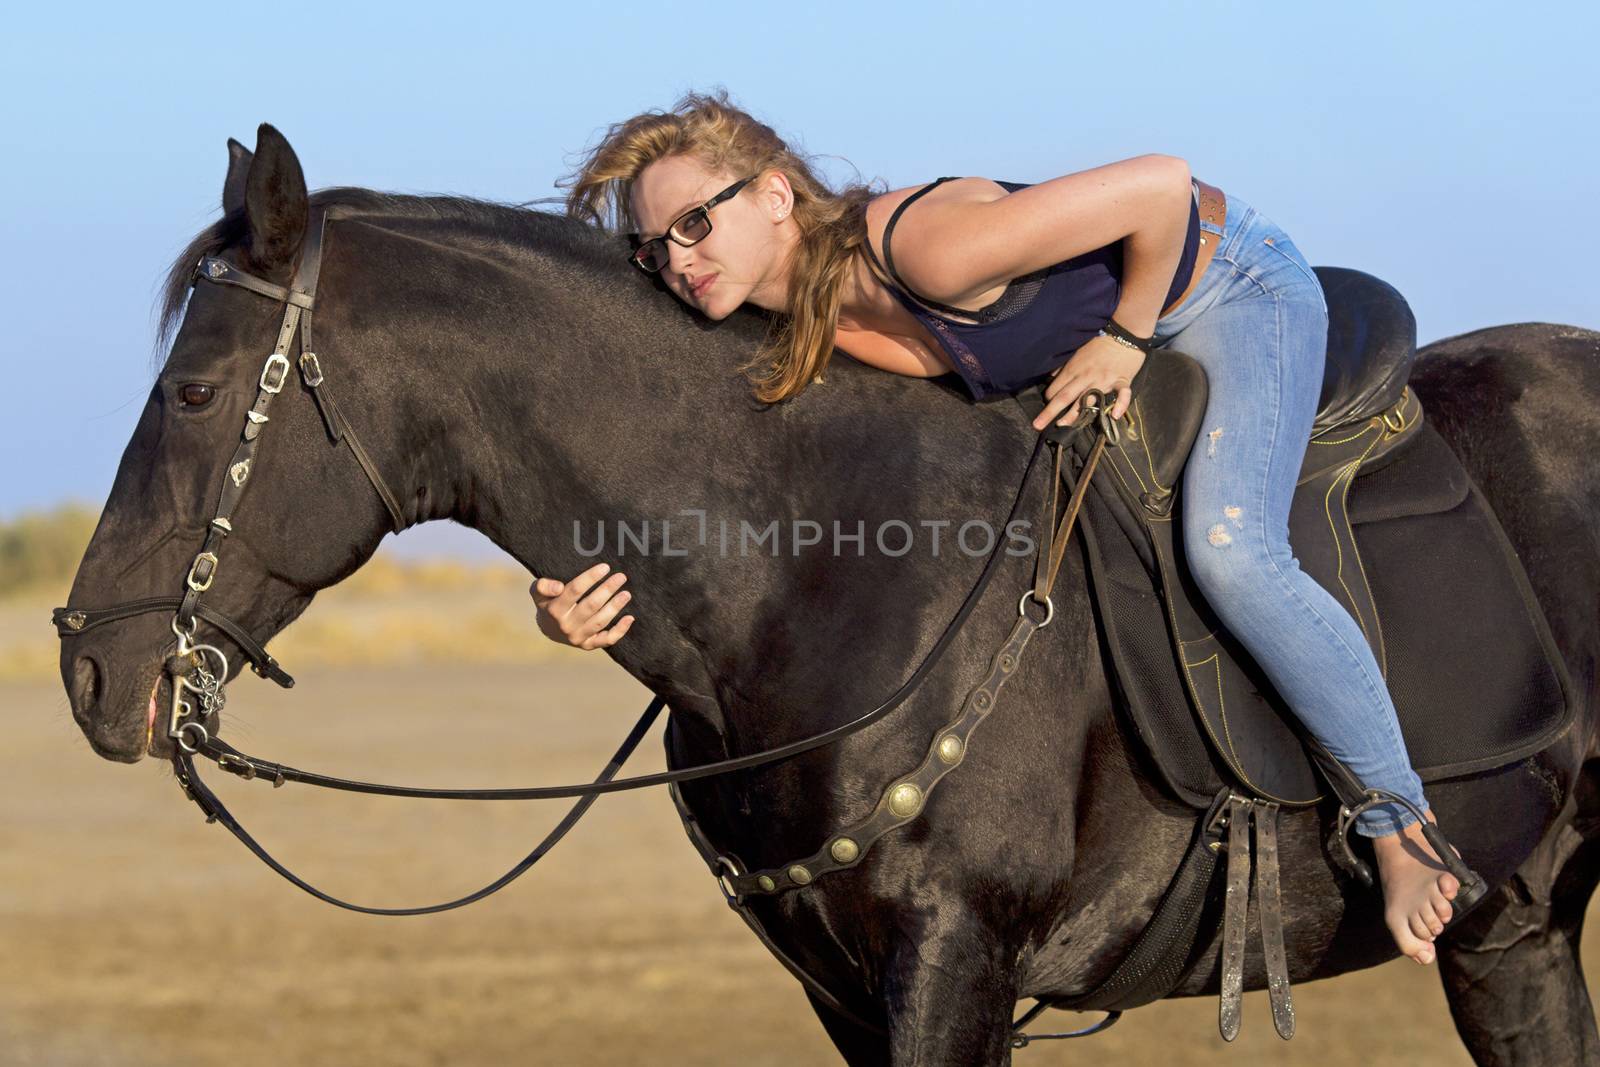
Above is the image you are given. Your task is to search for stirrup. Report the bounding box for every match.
[1334,788,1489,918]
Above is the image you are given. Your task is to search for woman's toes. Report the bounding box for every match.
[1439,870,1460,899]
[1388,914,1430,962]
[1431,895,1453,927]
[1408,910,1437,944]
[1416,942,1436,965]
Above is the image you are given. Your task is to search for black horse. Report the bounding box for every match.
[59,125,1600,1065]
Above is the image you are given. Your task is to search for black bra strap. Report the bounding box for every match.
[882,175,961,295]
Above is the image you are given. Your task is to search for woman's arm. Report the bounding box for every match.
[1105,161,1194,337]
[886,155,1194,327]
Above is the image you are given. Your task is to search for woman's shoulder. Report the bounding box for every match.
[865,176,1012,233]
[863,177,1016,309]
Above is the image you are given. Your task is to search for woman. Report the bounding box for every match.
[534,89,1462,965]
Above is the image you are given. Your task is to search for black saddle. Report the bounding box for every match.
[1017,266,1576,809]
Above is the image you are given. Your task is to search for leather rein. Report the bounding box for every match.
[52,206,1111,918]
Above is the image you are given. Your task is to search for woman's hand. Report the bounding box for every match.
[530,562,634,650]
[1030,333,1146,430]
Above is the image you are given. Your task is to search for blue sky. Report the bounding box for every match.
[4,1,1595,558]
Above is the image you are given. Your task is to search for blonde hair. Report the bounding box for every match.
[558,87,882,405]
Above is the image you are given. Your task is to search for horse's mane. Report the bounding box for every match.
[153,187,624,364]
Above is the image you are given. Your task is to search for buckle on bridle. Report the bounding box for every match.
[218,752,258,780]
[186,552,218,593]
[298,351,324,387]
[259,353,291,394]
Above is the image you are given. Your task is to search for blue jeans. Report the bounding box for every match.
[1148,194,1427,838]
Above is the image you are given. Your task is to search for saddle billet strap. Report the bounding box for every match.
[51,597,293,687]
[1253,800,1295,1040]
[1218,795,1298,1042]
[169,695,666,915]
[1218,794,1252,1041]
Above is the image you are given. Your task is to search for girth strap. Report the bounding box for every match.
[1041,786,1232,1015]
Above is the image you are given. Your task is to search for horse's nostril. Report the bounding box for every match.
[72,655,101,715]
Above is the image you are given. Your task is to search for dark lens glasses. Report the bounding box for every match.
[630,175,757,273]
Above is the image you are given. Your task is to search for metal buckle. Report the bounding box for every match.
[259,354,290,394]
[186,552,218,593]
[298,351,324,387]
[218,752,258,780]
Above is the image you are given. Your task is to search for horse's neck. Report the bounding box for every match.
[326,214,790,748]
[328,212,1100,804]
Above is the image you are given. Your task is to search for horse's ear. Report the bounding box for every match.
[242,123,308,274]
[223,137,252,215]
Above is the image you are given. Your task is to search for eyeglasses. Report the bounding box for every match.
[629,175,757,273]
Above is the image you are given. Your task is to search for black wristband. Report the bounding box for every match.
[1100,317,1154,354]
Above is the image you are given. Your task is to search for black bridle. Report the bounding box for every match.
[51,206,1106,919]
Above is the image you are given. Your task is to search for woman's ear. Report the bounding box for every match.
[760,169,794,222]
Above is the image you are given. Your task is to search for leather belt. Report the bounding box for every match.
[1161,178,1226,318]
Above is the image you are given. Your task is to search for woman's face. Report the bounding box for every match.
[630,155,791,318]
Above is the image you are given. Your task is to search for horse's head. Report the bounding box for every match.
[57,124,408,763]
[54,120,988,773]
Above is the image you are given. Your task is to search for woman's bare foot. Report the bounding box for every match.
[1371,807,1460,965]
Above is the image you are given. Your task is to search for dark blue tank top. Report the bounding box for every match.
[861,176,1202,402]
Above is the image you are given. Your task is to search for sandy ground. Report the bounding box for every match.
[5,656,1596,1066]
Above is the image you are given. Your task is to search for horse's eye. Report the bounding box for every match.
[179,383,215,407]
